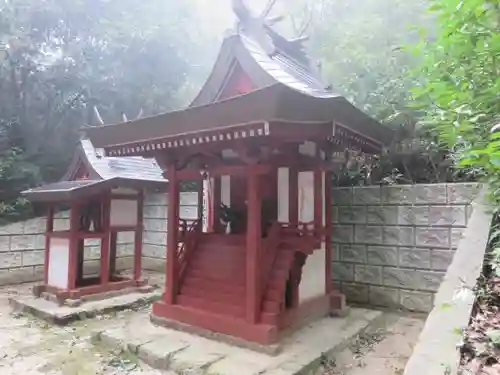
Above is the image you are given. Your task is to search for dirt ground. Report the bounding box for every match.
[0,277,424,375]
[313,313,425,375]
[0,275,167,375]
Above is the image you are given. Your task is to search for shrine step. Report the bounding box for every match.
[201,234,246,245]
[185,269,246,283]
[177,295,245,318]
[189,254,245,268]
[182,275,245,292]
[180,285,245,304]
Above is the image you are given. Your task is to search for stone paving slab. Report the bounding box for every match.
[9,290,161,324]
[93,308,382,375]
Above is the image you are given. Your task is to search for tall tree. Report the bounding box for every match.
[413,0,500,178]
[284,0,433,121]
[0,0,195,222]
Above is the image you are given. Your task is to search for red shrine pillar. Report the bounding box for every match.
[100,197,111,285]
[246,166,262,323]
[68,203,80,290]
[134,191,144,281]
[165,168,180,304]
[212,177,221,233]
[197,180,203,224]
[324,170,333,293]
[313,168,323,235]
[43,206,54,285]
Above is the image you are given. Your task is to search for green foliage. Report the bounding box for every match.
[0,0,197,223]
[287,0,433,121]
[412,0,500,173]
[413,0,500,273]
[285,0,472,185]
[0,148,35,223]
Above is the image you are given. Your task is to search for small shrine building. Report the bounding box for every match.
[85,2,393,344]
[21,139,165,304]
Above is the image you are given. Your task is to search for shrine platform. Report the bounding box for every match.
[8,286,160,325]
[91,308,382,375]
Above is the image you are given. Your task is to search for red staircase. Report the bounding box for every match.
[177,234,247,318]
[175,222,321,325]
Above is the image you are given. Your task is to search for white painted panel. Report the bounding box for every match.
[202,178,214,232]
[221,175,231,207]
[299,247,326,303]
[298,141,317,157]
[298,171,314,222]
[110,199,138,227]
[277,167,290,223]
[48,238,70,289]
[112,187,138,195]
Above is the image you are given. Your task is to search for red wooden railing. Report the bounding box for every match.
[280,221,323,253]
[260,222,282,295]
[177,218,202,282]
[259,221,325,315]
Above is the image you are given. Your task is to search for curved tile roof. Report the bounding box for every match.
[79,139,164,182]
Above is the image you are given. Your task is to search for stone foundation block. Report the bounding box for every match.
[332,187,353,205]
[339,244,366,263]
[431,250,454,271]
[399,248,431,269]
[142,257,165,272]
[367,246,398,266]
[383,268,444,292]
[21,250,44,267]
[354,225,382,245]
[338,206,366,224]
[446,183,481,204]
[10,235,36,251]
[381,185,414,204]
[369,286,399,307]
[366,206,398,225]
[137,338,189,370]
[332,225,354,243]
[415,228,450,248]
[144,218,167,232]
[0,236,10,252]
[414,184,447,204]
[383,226,414,246]
[142,244,166,259]
[144,231,167,246]
[400,290,433,312]
[116,244,135,257]
[354,265,383,285]
[398,206,429,226]
[428,206,466,227]
[0,252,22,269]
[353,186,381,205]
[332,262,354,282]
[341,283,369,304]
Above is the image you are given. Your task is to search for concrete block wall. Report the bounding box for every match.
[331,182,482,312]
[0,211,134,286]
[141,192,198,272]
[0,183,482,314]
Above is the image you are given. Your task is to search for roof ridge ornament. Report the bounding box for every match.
[232,0,276,56]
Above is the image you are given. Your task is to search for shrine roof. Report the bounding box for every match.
[63,139,164,182]
[84,4,394,155]
[86,84,392,154]
[22,177,163,203]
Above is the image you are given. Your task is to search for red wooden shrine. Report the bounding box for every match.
[22,140,165,304]
[85,1,393,344]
